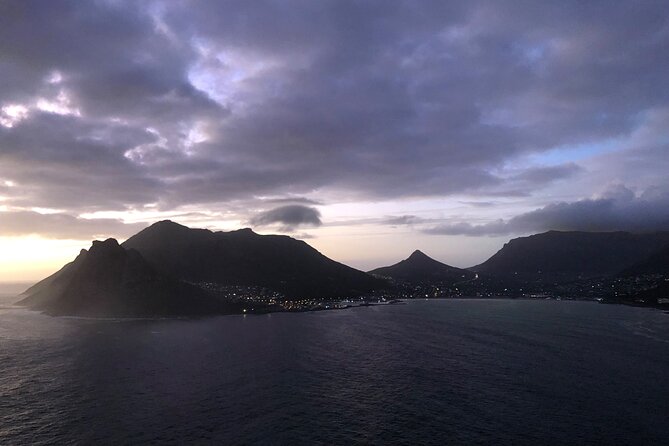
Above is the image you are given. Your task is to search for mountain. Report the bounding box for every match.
[122,220,383,298]
[369,250,475,284]
[473,230,669,281]
[619,244,669,277]
[17,238,233,317]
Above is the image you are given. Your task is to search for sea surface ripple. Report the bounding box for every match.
[1,297,668,445]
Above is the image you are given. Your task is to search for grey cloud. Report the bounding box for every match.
[293,232,316,240]
[511,163,582,185]
[0,0,668,217]
[424,222,505,237]
[383,215,426,226]
[480,163,584,199]
[0,112,162,210]
[0,1,221,123]
[459,201,496,208]
[424,185,669,236]
[250,205,322,231]
[160,0,659,202]
[0,211,147,239]
[262,197,323,206]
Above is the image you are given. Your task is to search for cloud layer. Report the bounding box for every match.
[424,186,669,236]
[0,1,668,238]
[250,205,322,231]
[0,211,147,239]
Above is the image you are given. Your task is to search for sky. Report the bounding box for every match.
[1,0,669,283]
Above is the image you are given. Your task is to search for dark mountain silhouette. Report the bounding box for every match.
[17,238,233,317]
[122,220,383,298]
[473,230,669,281]
[369,250,475,284]
[619,244,669,277]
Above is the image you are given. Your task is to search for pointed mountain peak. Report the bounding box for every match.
[408,250,432,261]
[368,248,474,283]
[150,220,188,230]
[133,220,194,238]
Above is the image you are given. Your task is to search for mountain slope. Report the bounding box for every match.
[122,220,383,298]
[369,250,475,284]
[619,244,669,276]
[17,239,230,316]
[473,230,669,280]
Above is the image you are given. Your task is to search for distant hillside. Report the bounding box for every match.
[473,231,669,280]
[369,250,474,284]
[122,220,383,298]
[619,244,669,277]
[17,239,231,317]
[633,280,669,303]
[604,279,669,309]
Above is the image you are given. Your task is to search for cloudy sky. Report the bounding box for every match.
[1,0,669,282]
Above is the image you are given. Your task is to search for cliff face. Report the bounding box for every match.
[17,238,230,317]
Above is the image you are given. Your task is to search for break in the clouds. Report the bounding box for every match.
[0,0,668,237]
[250,205,322,231]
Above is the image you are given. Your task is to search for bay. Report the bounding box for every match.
[1,298,668,445]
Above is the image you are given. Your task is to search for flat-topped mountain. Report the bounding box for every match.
[473,230,669,281]
[369,250,475,284]
[17,239,230,317]
[122,220,383,298]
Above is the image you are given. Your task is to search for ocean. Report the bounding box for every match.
[1,295,668,445]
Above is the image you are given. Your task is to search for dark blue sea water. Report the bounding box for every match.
[1,296,668,445]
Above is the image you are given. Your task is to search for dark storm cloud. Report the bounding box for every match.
[0,211,147,239]
[250,205,322,231]
[424,186,669,236]
[1,0,668,232]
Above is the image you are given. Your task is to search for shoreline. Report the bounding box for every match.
[10,296,668,320]
[6,299,402,321]
[599,298,669,313]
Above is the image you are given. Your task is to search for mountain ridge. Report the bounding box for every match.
[472,230,669,280]
[122,220,384,298]
[16,224,669,317]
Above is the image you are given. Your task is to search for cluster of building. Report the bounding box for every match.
[194,273,669,313]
